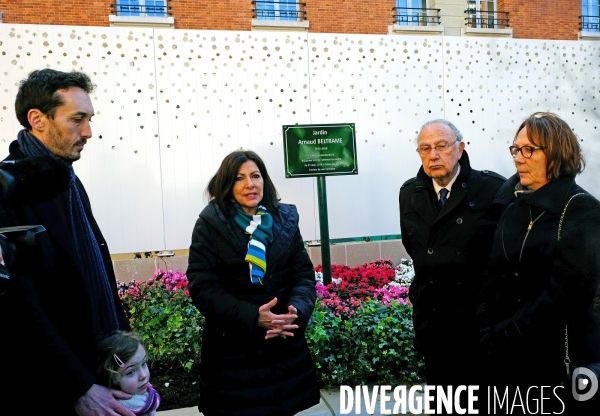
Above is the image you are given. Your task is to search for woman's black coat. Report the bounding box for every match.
[479,174,600,389]
[186,201,320,416]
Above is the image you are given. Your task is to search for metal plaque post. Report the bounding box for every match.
[281,123,358,286]
[317,176,331,285]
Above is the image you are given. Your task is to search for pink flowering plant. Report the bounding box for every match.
[313,259,412,318]
[117,269,202,371]
[117,259,422,385]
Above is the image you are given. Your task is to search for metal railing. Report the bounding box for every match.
[111,3,171,17]
[252,1,307,21]
[464,9,509,29]
[580,15,600,32]
[392,7,441,26]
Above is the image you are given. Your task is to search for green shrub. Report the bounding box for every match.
[306,299,423,388]
[118,270,202,371]
[118,261,424,384]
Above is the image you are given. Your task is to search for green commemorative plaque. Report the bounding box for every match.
[282,123,358,178]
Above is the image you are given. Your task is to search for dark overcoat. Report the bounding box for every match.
[399,150,505,384]
[0,140,129,414]
[186,200,320,416]
[478,174,600,388]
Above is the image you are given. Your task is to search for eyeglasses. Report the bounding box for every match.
[416,139,458,156]
[509,145,544,158]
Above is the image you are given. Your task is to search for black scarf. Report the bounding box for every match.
[17,129,120,336]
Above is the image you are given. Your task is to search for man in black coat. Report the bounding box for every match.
[399,119,505,391]
[0,69,133,415]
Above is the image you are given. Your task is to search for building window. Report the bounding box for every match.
[582,0,600,31]
[394,0,439,27]
[395,0,424,27]
[115,1,167,17]
[465,0,509,29]
[252,1,306,21]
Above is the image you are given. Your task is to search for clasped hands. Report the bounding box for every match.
[258,297,298,340]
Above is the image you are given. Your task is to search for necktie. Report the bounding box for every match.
[439,188,449,208]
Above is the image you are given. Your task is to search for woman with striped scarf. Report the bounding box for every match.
[186,150,320,416]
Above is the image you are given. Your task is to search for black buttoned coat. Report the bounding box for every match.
[186,201,320,416]
[0,140,129,414]
[478,174,600,387]
[399,151,505,384]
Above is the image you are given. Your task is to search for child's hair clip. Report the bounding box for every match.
[114,354,125,368]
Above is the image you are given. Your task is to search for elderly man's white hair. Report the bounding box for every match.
[419,119,463,142]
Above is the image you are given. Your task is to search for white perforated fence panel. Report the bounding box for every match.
[154,30,317,249]
[308,34,446,238]
[0,24,165,253]
[1,24,599,253]
[560,42,600,182]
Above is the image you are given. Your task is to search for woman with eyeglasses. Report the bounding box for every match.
[477,112,600,413]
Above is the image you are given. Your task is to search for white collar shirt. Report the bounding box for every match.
[432,164,461,202]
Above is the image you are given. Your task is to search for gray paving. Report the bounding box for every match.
[156,387,427,416]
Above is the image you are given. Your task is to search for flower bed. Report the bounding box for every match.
[117,269,203,371]
[116,258,423,406]
[309,259,422,387]
[314,258,413,318]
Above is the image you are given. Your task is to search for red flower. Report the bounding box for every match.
[315,259,411,318]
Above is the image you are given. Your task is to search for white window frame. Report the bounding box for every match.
[466,0,496,29]
[582,0,600,32]
[116,0,167,18]
[395,0,429,27]
[109,0,174,28]
[255,0,300,22]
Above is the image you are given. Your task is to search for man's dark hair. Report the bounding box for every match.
[15,69,95,130]
[207,150,280,213]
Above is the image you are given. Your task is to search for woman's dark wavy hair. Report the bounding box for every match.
[15,68,94,130]
[514,112,585,181]
[207,150,280,213]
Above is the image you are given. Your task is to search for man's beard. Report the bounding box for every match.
[46,121,85,162]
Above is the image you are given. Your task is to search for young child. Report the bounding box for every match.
[97,330,161,416]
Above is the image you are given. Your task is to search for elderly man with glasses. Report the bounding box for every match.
[399,119,506,397]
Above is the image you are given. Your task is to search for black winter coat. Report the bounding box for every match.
[0,140,129,414]
[478,174,600,388]
[399,151,505,382]
[186,201,320,416]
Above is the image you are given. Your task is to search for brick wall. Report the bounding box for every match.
[0,0,395,34]
[173,0,250,30]
[174,0,395,33]
[304,0,394,34]
[0,1,585,40]
[497,0,506,22]
[503,0,581,40]
[0,0,110,26]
